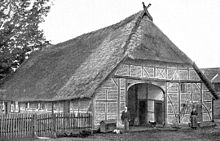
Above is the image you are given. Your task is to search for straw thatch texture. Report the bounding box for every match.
[0,11,142,101]
[0,10,197,102]
[127,16,193,64]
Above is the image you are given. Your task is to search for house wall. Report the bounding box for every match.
[10,99,92,114]
[93,59,213,126]
[93,77,124,126]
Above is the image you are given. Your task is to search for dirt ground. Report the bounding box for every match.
[19,127,220,141]
[88,127,220,141]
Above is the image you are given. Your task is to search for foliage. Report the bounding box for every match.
[0,0,51,79]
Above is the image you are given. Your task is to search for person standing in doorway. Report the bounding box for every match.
[121,106,130,132]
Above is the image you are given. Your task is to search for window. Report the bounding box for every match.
[214,83,220,92]
[180,83,186,93]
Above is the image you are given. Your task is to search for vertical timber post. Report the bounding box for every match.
[125,79,128,107]
[32,114,37,138]
[18,102,21,113]
[212,98,214,122]
[51,102,54,115]
[178,82,181,123]
[165,64,168,126]
[145,84,148,125]
[200,83,203,122]
[5,101,11,114]
[117,78,120,127]
[91,98,95,130]
[63,100,70,129]
[52,101,57,138]
[164,82,168,126]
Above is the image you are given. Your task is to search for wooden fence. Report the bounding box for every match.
[0,112,92,140]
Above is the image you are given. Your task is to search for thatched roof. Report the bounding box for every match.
[201,68,220,83]
[0,10,215,102]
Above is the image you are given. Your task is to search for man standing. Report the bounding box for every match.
[121,106,130,132]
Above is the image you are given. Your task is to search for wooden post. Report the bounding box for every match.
[52,102,54,115]
[200,83,203,122]
[63,100,70,129]
[51,101,57,137]
[18,102,21,113]
[178,83,181,123]
[32,114,37,138]
[164,82,168,126]
[135,86,139,125]
[91,98,95,130]
[5,101,11,114]
[145,84,148,124]
[212,98,214,122]
[117,78,120,127]
[125,79,128,107]
[52,111,57,138]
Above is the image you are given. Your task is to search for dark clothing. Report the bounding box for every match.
[123,119,129,131]
[121,111,130,122]
[191,110,198,116]
[121,110,130,131]
[190,110,198,129]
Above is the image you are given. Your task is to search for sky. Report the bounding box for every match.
[40,0,220,68]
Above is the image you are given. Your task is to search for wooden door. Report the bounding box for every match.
[139,100,146,125]
[154,101,164,124]
[128,86,137,126]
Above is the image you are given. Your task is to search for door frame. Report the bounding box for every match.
[127,82,166,125]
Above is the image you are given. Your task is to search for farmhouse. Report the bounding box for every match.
[0,7,219,127]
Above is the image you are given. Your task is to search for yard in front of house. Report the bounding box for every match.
[22,126,220,141]
[89,127,220,141]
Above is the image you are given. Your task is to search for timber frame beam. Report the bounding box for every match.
[112,75,202,83]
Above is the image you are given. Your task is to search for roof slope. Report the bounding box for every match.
[201,68,220,83]
[128,16,192,64]
[0,10,197,102]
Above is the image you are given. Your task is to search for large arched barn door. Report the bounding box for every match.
[128,83,165,126]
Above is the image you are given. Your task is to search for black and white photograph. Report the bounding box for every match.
[0,0,220,140]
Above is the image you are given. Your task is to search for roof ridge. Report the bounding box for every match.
[123,10,146,54]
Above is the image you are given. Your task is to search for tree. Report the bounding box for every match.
[0,0,51,80]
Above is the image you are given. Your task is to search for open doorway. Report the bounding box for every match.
[127,83,165,126]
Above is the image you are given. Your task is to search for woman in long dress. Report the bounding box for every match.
[190,108,198,129]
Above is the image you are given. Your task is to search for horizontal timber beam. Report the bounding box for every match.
[112,75,202,83]
[95,99,117,102]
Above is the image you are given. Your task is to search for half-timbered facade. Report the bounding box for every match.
[0,8,218,128]
[93,59,216,126]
